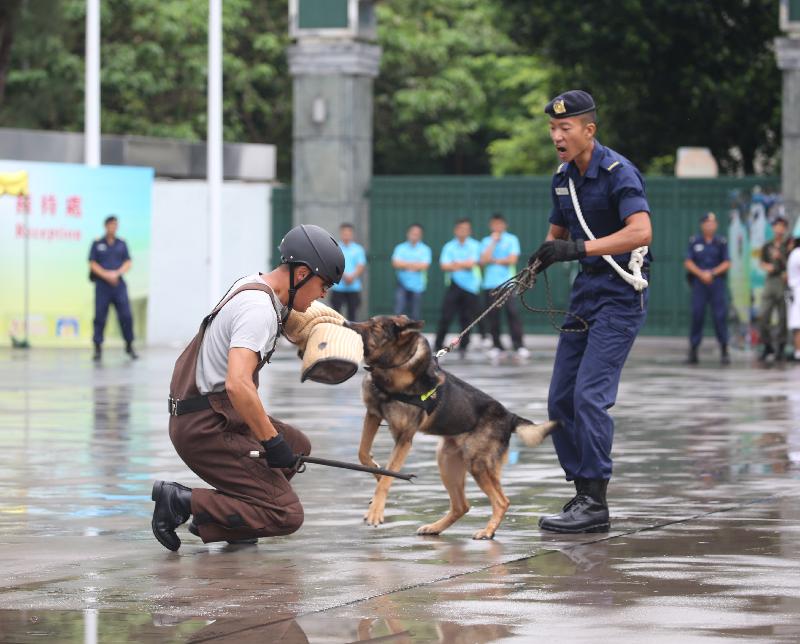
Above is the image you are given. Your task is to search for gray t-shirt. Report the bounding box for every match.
[195,273,285,394]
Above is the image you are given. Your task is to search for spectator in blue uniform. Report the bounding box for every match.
[479,213,528,359]
[434,219,481,356]
[528,90,652,533]
[330,223,366,321]
[684,212,731,364]
[391,223,432,320]
[88,215,137,361]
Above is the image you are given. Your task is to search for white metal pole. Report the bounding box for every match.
[208,0,223,305]
[84,0,101,167]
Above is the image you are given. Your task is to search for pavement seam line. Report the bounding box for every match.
[188,494,778,643]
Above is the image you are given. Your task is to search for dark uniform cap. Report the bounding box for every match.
[545,90,596,119]
[700,211,717,223]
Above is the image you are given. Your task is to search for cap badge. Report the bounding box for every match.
[553,99,566,114]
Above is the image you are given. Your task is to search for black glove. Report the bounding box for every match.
[261,434,298,469]
[528,239,586,272]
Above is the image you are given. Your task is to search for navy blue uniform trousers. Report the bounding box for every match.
[689,278,728,348]
[94,280,134,345]
[548,272,647,481]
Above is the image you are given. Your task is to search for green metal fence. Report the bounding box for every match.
[271,175,776,336]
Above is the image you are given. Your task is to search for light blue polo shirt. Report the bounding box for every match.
[480,232,521,289]
[331,241,366,293]
[440,237,481,294]
[392,240,432,293]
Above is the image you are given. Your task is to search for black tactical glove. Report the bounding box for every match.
[528,239,586,272]
[261,434,298,469]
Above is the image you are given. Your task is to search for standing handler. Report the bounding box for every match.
[88,215,137,361]
[684,212,731,364]
[151,224,345,550]
[528,90,652,533]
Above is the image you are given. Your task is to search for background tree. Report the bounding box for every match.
[374,0,554,175]
[0,0,292,177]
[0,0,784,177]
[501,0,782,174]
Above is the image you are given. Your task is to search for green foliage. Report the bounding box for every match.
[0,0,292,177]
[374,0,555,175]
[501,0,782,175]
[0,0,782,177]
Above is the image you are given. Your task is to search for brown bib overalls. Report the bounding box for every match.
[168,282,310,543]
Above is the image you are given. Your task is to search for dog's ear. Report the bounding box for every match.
[393,316,425,332]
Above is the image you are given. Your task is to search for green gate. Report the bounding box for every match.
[271,175,775,336]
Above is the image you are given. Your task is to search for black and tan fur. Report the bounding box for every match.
[346,315,556,540]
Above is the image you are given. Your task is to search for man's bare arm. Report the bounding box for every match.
[584,212,652,257]
[225,348,278,442]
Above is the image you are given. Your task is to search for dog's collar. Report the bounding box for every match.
[372,379,441,414]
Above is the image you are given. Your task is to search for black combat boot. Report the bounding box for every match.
[759,344,774,362]
[538,478,610,533]
[776,344,786,362]
[720,344,730,365]
[687,346,699,364]
[126,342,139,360]
[187,521,258,546]
[151,481,192,551]
[93,343,102,362]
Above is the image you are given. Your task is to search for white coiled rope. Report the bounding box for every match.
[568,177,648,292]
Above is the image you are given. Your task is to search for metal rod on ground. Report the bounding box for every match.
[248,452,416,482]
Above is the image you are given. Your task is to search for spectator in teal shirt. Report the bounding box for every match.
[330,223,366,320]
[480,213,528,359]
[392,223,432,320]
[434,218,482,355]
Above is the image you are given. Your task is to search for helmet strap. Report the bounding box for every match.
[286,263,314,313]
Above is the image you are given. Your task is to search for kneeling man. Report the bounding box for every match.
[151,225,345,550]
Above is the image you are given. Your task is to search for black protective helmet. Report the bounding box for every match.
[279,224,345,312]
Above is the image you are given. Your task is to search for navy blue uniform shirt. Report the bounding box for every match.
[548,140,651,268]
[89,237,131,271]
[686,235,729,272]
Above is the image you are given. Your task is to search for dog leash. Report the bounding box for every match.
[434,260,589,361]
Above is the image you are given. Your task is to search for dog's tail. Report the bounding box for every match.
[513,417,558,448]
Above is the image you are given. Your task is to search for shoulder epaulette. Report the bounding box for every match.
[719,236,727,244]
[689,235,698,243]
[556,163,567,174]
[604,160,622,172]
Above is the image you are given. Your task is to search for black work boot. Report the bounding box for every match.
[539,479,610,533]
[187,521,258,546]
[92,343,102,362]
[720,344,730,365]
[151,481,192,551]
[759,344,774,362]
[687,346,699,364]
[126,342,139,360]
[776,344,786,362]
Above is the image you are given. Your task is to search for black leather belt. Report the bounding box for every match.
[168,395,212,416]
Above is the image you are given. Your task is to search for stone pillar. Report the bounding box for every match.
[288,40,381,239]
[776,37,800,221]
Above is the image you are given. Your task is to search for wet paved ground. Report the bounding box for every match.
[1,337,799,643]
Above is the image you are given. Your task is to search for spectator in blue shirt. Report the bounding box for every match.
[330,223,366,320]
[434,218,482,356]
[392,223,432,320]
[88,215,137,361]
[480,213,528,359]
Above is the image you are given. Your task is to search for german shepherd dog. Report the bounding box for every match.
[346,315,557,540]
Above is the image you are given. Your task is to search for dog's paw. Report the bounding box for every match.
[472,528,496,540]
[363,504,385,527]
[416,523,441,536]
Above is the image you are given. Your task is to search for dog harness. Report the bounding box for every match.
[372,379,441,415]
